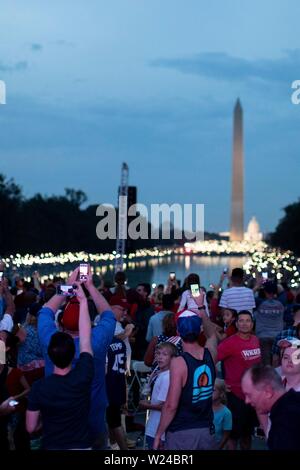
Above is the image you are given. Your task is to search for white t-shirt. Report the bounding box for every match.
[219,286,255,312]
[178,290,209,316]
[145,370,170,440]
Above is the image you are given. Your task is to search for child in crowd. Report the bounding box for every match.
[139,342,177,449]
[212,378,232,449]
[216,309,238,342]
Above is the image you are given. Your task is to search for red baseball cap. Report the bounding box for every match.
[109,295,130,310]
[62,297,80,331]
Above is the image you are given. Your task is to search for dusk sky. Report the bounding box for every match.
[0,0,299,234]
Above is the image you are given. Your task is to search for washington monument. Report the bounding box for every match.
[230,99,244,241]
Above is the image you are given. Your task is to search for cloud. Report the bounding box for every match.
[0,61,28,72]
[31,43,43,52]
[151,50,300,84]
[55,39,75,47]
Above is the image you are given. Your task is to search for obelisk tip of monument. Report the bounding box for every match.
[235,98,242,110]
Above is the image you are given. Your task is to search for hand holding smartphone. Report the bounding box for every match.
[9,400,19,407]
[79,263,88,282]
[169,272,176,281]
[56,285,76,296]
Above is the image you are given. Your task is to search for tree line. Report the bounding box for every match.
[2,173,295,256]
[270,198,300,256]
[0,174,209,255]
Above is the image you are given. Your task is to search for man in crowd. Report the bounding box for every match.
[254,281,284,365]
[241,364,300,450]
[219,268,256,313]
[26,283,94,450]
[132,283,154,360]
[146,294,174,342]
[217,311,261,450]
[153,306,217,450]
[38,266,116,449]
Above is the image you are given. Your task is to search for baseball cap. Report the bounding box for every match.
[109,295,130,310]
[177,310,202,338]
[62,297,80,331]
[277,337,300,349]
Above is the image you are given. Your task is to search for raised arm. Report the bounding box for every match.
[2,278,15,316]
[32,271,41,292]
[75,283,93,355]
[191,294,218,362]
[84,266,111,314]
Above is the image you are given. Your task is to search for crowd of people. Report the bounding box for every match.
[0,260,300,451]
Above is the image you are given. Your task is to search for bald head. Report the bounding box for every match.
[242,364,284,414]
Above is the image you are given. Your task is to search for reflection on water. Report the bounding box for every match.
[124,255,247,288]
[22,255,247,289]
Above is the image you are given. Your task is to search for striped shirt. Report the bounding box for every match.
[219,287,255,312]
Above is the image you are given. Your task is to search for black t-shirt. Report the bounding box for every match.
[106,337,126,406]
[27,352,94,450]
[268,389,300,450]
[132,303,155,360]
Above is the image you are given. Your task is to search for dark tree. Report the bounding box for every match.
[270,199,300,256]
[0,174,23,253]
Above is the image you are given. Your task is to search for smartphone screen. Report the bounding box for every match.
[169,272,176,281]
[0,272,3,281]
[262,272,268,280]
[9,400,19,407]
[79,263,88,281]
[190,283,200,297]
[57,285,75,296]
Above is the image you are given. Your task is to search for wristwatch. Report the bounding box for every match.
[198,306,205,310]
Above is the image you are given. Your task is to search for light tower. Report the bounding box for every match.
[115,163,129,273]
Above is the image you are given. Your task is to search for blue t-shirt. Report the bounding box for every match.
[213,405,232,444]
[38,306,116,438]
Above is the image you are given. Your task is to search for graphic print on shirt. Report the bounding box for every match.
[192,365,213,404]
[110,342,126,374]
[241,348,261,360]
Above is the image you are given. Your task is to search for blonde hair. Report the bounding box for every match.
[214,378,227,404]
[156,341,177,357]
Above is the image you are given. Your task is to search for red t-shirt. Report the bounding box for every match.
[217,334,261,400]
